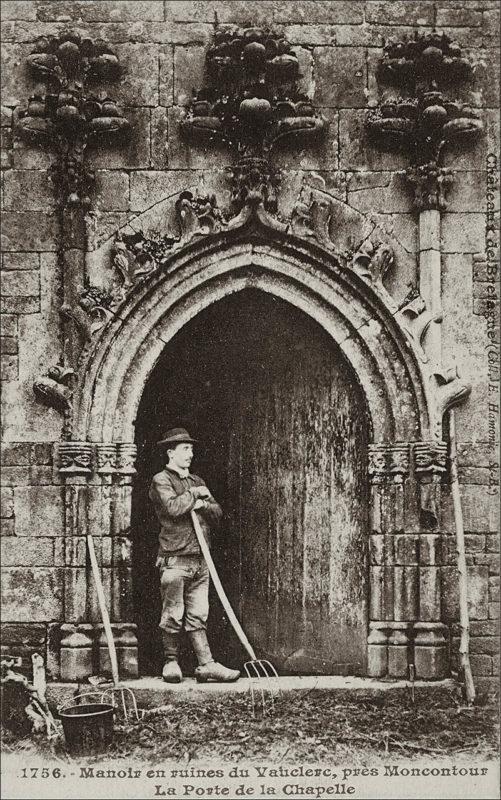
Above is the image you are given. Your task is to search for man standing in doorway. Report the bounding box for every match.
[149,427,240,683]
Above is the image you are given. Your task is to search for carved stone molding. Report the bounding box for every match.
[56,441,137,476]
[33,365,75,414]
[18,32,129,208]
[414,441,448,475]
[366,34,483,211]
[181,25,327,211]
[58,441,93,475]
[368,444,410,484]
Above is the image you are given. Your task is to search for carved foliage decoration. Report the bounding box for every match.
[18,32,129,207]
[33,365,75,412]
[182,25,327,211]
[366,32,483,210]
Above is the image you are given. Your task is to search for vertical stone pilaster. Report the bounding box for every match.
[57,440,138,680]
[413,441,449,678]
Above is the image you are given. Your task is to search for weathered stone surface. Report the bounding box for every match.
[1,270,40,297]
[88,108,150,169]
[313,47,366,108]
[174,44,206,107]
[2,253,39,270]
[436,6,482,27]
[1,212,58,252]
[441,565,489,621]
[0,42,33,107]
[36,1,164,21]
[100,43,159,107]
[470,635,499,655]
[129,169,199,213]
[151,107,169,170]
[489,576,500,602]
[1,537,54,566]
[273,1,364,24]
[1,486,14,518]
[0,314,18,337]
[1,520,15,536]
[0,296,40,314]
[1,355,19,381]
[1,568,63,621]
[14,486,64,537]
[0,336,18,355]
[441,214,486,254]
[469,654,493,675]
[167,106,234,170]
[366,1,434,25]
[1,128,13,170]
[159,46,174,106]
[339,110,409,171]
[3,170,55,211]
[347,172,412,214]
[1,2,37,20]
[1,106,13,127]
[94,170,130,212]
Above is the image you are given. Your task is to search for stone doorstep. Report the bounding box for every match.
[46,676,459,711]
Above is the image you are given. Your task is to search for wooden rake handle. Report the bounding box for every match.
[190,509,257,661]
[87,534,120,686]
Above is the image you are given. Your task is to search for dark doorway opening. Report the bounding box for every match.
[131,289,370,677]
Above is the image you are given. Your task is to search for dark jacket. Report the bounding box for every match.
[149,466,223,556]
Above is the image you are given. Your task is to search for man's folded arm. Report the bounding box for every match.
[149,477,196,520]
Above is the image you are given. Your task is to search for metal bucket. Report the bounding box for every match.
[59,694,114,755]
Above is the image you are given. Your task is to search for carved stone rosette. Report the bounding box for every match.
[57,440,139,679]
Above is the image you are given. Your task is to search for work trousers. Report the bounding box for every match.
[157,554,209,634]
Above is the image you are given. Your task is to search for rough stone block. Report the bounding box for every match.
[0,336,18,355]
[0,42,33,107]
[489,602,499,619]
[0,314,17,337]
[36,1,164,21]
[14,485,64,537]
[2,253,40,270]
[0,354,18,381]
[1,443,31,465]
[441,213,485,254]
[446,171,489,213]
[1,129,13,170]
[469,619,500,637]
[441,565,489,621]
[469,654,493,676]
[174,45,206,107]
[94,171,129,211]
[347,172,411,214]
[483,8,501,44]
[1,106,13,127]
[489,576,500,602]
[366,1,434,25]
[1,537,54,566]
[464,533,487,553]
[1,270,40,296]
[470,636,499,655]
[167,105,234,170]
[165,0,276,25]
[1,2,37,20]
[88,108,150,169]
[100,43,159,107]
[273,1,364,24]
[1,211,58,252]
[486,533,500,553]
[273,107,338,171]
[1,568,63,621]
[1,519,15,536]
[151,107,169,170]
[437,6,482,26]
[2,170,55,211]
[313,47,366,108]
[129,169,198,214]
[0,296,40,314]
[159,46,174,106]
[1,487,14,518]
[339,110,409,171]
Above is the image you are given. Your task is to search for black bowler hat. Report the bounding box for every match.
[157,427,197,447]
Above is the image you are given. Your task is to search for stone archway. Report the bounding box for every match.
[56,223,452,682]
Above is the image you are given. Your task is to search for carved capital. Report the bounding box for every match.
[58,441,93,475]
[414,441,448,475]
[368,444,410,484]
[116,443,137,475]
[405,162,454,212]
[95,443,118,474]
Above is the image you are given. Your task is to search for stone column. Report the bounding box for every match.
[367,443,411,677]
[57,440,138,680]
[413,441,449,678]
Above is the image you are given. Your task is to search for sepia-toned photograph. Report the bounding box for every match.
[1,1,499,798]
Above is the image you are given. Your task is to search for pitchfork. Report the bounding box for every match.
[190,510,280,715]
[86,534,141,723]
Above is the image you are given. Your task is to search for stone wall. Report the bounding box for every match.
[1,0,499,693]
